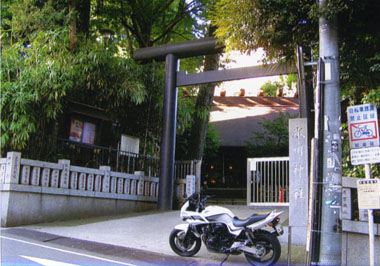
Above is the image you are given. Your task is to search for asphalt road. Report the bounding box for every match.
[1,226,294,266]
[0,228,201,266]
[1,236,135,266]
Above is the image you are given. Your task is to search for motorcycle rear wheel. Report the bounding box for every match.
[169,229,201,257]
[244,230,281,266]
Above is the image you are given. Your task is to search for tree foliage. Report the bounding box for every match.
[245,112,298,157]
[93,0,208,49]
[1,0,147,155]
[212,0,380,104]
[260,81,282,97]
[1,0,217,160]
[212,0,318,60]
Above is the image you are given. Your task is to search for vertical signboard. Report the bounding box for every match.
[357,179,380,210]
[347,104,379,149]
[289,118,309,227]
[186,175,196,197]
[348,104,380,165]
[347,103,379,266]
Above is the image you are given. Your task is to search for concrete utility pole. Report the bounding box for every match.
[318,0,342,264]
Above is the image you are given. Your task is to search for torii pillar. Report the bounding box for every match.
[134,38,223,210]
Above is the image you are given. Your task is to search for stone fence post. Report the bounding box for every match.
[100,166,111,193]
[59,159,70,188]
[5,152,21,184]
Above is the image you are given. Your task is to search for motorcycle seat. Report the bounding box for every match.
[232,213,270,227]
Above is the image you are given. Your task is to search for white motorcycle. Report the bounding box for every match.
[169,192,283,266]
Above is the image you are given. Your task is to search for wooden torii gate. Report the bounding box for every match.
[134,37,299,210]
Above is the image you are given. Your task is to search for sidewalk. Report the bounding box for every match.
[17,205,305,265]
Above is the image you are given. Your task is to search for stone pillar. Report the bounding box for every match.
[21,165,31,185]
[124,179,130,194]
[31,167,41,186]
[289,118,309,246]
[94,174,101,191]
[5,152,21,184]
[87,174,94,191]
[131,179,137,195]
[59,159,70,188]
[150,183,156,197]
[110,177,117,193]
[100,166,111,193]
[117,178,123,194]
[41,168,50,187]
[70,172,78,189]
[78,173,86,190]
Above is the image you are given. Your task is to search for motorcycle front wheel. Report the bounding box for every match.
[244,230,281,266]
[169,228,201,257]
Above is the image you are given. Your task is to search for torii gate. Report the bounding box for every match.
[134,38,300,211]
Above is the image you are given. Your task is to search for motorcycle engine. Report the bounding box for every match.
[201,223,234,252]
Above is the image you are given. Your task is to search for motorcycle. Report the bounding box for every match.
[169,192,283,266]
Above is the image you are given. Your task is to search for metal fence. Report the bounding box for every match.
[174,160,197,180]
[50,137,160,177]
[19,137,195,179]
[247,157,289,206]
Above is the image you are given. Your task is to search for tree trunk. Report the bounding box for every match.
[186,26,220,160]
[69,0,77,53]
[77,0,91,35]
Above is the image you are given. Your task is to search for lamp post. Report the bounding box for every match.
[100,29,114,51]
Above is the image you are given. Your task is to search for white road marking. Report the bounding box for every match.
[21,255,79,266]
[1,235,137,266]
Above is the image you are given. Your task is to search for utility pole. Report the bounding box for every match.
[318,0,342,264]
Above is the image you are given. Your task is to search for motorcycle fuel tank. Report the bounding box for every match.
[203,206,235,223]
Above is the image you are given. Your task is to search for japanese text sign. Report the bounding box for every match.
[350,147,380,165]
[357,179,380,209]
[347,104,379,149]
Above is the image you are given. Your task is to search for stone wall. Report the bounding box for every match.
[1,152,159,227]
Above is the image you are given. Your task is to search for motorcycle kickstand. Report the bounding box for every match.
[220,252,230,265]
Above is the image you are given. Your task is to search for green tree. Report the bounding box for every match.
[176,124,220,161]
[260,80,283,97]
[212,0,380,103]
[245,112,298,157]
[91,0,216,158]
[1,0,215,161]
[212,0,380,177]
[0,0,146,157]
[93,0,207,51]
[186,23,221,161]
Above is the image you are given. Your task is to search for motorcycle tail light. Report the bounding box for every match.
[269,217,280,227]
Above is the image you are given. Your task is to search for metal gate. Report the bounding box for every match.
[247,157,289,206]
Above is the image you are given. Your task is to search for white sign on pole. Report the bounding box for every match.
[347,104,379,149]
[357,179,380,209]
[186,175,195,197]
[347,104,379,266]
[350,147,380,165]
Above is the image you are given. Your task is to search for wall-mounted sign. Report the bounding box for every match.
[69,119,83,142]
[82,122,96,145]
[69,119,96,144]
